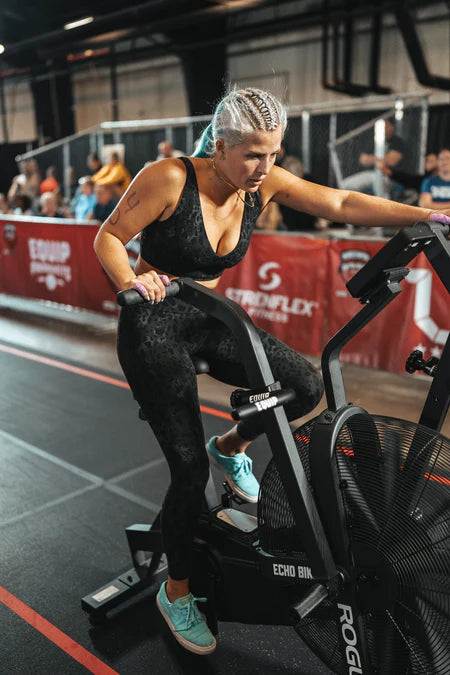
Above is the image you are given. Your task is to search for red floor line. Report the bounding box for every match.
[0,343,230,670]
[0,585,119,675]
[200,404,233,420]
[0,342,233,420]
[0,343,129,389]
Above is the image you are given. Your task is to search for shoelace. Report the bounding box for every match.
[183,595,208,629]
[231,454,252,478]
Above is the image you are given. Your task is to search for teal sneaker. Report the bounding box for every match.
[156,582,216,655]
[206,436,260,503]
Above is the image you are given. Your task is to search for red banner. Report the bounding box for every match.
[217,233,328,356]
[326,239,449,372]
[1,218,448,373]
[0,216,117,313]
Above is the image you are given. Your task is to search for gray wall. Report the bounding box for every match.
[1,10,449,143]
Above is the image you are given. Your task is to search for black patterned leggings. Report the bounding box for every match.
[117,297,323,580]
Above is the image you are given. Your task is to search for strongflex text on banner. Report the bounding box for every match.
[225,262,319,324]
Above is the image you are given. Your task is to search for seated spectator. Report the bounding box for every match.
[66,166,78,200]
[92,152,131,197]
[276,145,304,177]
[380,152,438,192]
[89,185,117,221]
[73,176,97,220]
[341,119,405,195]
[87,152,103,175]
[275,145,318,230]
[255,201,283,230]
[419,147,450,210]
[156,141,184,161]
[0,193,9,213]
[40,166,60,195]
[39,191,67,218]
[12,194,33,215]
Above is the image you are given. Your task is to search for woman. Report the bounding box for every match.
[94,87,449,655]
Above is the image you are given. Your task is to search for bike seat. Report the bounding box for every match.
[191,354,210,375]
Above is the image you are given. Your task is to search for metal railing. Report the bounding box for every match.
[16,92,429,201]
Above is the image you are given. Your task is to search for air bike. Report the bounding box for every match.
[82,220,450,674]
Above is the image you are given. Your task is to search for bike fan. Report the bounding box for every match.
[259,414,450,674]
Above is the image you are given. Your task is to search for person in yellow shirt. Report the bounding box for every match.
[92,152,132,197]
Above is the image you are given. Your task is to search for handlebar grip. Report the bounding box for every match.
[117,280,181,307]
[231,389,296,421]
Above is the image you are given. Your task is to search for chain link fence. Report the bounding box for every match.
[329,96,428,198]
[16,95,428,203]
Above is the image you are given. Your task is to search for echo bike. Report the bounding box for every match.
[83,220,450,674]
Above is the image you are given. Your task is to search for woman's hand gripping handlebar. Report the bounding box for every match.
[118,272,173,306]
[117,277,181,306]
[429,213,450,226]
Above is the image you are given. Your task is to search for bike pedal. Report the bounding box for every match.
[221,481,247,507]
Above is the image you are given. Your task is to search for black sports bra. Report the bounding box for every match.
[140,157,262,280]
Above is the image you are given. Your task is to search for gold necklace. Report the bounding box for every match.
[211,158,255,208]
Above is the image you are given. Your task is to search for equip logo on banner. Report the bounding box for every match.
[2,223,18,253]
[28,238,72,291]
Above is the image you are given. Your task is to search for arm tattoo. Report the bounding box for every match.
[124,190,140,213]
[109,207,121,226]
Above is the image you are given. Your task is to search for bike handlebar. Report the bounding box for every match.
[117,280,182,306]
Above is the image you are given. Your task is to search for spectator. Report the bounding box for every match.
[381,152,438,192]
[92,151,131,197]
[66,166,78,200]
[7,159,41,205]
[341,119,405,195]
[276,145,304,176]
[156,141,184,161]
[87,152,102,175]
[40,166,60,195]
[419,148,450,210]
[255,201,283,230]
[0,193,8,213]
[90,184,117,221]
[275,145,318,230]
[39,191,67,218]
[12,194,33,215]
[73,176,97,220]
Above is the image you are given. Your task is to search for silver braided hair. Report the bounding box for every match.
[192,87,287,158]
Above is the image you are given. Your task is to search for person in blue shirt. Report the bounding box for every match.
[419,148,450,210]
[91,184,117,221]
[73,176,97,220]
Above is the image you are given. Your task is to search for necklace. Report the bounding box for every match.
[211,158,255,208]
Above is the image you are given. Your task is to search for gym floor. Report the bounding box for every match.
[1,296,447,675]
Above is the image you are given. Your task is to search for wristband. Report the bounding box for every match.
[429,213,450,225]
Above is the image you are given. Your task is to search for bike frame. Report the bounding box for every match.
[175,278,339,585]
[160,221,449,673]
[83,221,449,673]
[309,220,449,671]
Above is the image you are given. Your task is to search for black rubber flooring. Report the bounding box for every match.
[0,339,333,674]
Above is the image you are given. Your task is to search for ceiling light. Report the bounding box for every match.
[215,0,260,7]
[0,45,5,55]
[64,16,94,31]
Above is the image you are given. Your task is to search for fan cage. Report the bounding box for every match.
[258,414,450,674]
